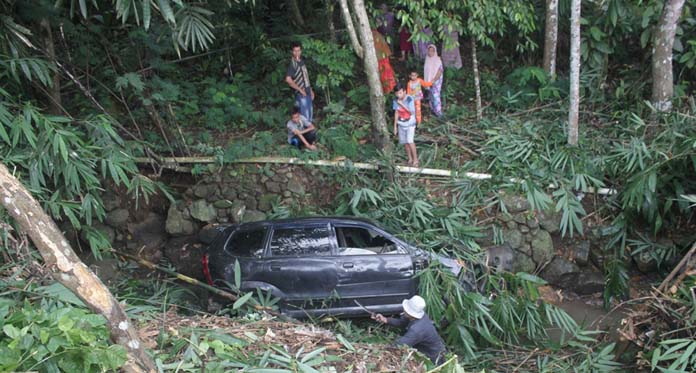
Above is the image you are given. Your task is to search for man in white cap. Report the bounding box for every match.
[372,295,447,364]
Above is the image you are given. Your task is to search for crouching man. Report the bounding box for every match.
[287,107,317,150]
[372,295,447,365]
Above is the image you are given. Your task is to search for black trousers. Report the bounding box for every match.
[290,130,317,148]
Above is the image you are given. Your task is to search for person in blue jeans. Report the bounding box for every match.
[285,42,314,122]
[392,84,419,167]
[287,107,317,150]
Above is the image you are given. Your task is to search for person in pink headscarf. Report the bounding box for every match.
[423,44,444,117]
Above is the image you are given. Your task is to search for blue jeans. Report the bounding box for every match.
[295,87,313,122]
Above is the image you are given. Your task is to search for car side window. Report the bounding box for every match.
[225,228,267,258]
[269,226,333,257]
[336,227,404,255]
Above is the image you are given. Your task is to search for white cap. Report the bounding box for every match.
[402,295,426,319]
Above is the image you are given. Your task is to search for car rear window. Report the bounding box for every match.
[225,228,267,258]
[269,226,333,257]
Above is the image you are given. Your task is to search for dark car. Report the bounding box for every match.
[202,216,467,318]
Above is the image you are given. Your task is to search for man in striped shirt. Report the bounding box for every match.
[285,42,314,122]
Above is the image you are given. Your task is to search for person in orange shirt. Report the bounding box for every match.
[407,71,432,125]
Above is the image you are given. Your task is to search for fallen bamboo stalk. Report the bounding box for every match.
[133,156,619,195]
[112,249,281,317]
[657,242,696,293]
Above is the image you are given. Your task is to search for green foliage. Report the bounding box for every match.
[496,67,563,108]
[650,339,696,372]
[0,93,167,258]
[0,295,126,372]
[300,39,357,104]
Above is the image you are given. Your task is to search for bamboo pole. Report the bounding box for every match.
[112,250,281,317]
[133,156,617,195]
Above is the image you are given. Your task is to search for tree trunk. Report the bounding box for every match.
[40,18,62,115]
[347,0,390,150]
[568,0,581,146]
[338,0,363,58]
[471,38,482,121]
[0,163,156,373]
[325,0,337,43]
[287,0,305,28]
[651,0,686,112]
[543,0,559,80]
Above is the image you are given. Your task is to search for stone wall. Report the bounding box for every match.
[86,164,336,276]
[479,194,604,294]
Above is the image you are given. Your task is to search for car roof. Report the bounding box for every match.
[234,216,384,230]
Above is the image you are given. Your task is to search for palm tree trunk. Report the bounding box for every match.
[0,163,156,373]
[325,0,337,43]
[345,0,390,150]
[338,0,363,58]
[543,0,559,80]
[287,0,305,28]
[471,38,482,121]
[568,0,581,146]
[651,0,686,112]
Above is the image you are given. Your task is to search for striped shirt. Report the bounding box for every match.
[286,58,311,91]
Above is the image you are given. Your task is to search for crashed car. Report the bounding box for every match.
[203,216,469,318]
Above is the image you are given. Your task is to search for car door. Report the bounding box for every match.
[332,223,416,309]
[260,223,339,311]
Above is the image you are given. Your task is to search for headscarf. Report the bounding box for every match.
[424,44,443,82]
[372,29,392,60]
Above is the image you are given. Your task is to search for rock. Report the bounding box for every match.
[474,228,496,247]
[258,194,277,212]
[519,225,530,233]
[102,193,121,212]
[166,203,197,236]
[559,271,605,295]
[266,182,281,194]
[589,243,608,269]
[213,199,235,209]
[287,178,305,195]
[513,213,527,224]
[164,235,204,278]
[199,224,223,244]
[229,200,246,224]
[80,222,115,244]
[217,209,227,218]
[527,218,539,229]
[486,245,514,272]
[506,221,517,230]
[105,208,129,229]
[128,212,167,260]
[531,230,554,264]
[572,240,591,266]
[193,183,215,199]
[538,209,562,234]
[87,259,122,285]
[633,251,657,273]
[499,214,512,223]
[500,194,530,213]
[512,252,536,273]
[190,200,217,222]
[517,243,532,257]
[503,228,524,249]
[283,191,292,198]
[244,196,258,210]
[542,257,580,285]
[221,186,237,201]
[243,210,267,223]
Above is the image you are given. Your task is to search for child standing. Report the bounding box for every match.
[393,85,419,167]
[407,71,432,125]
